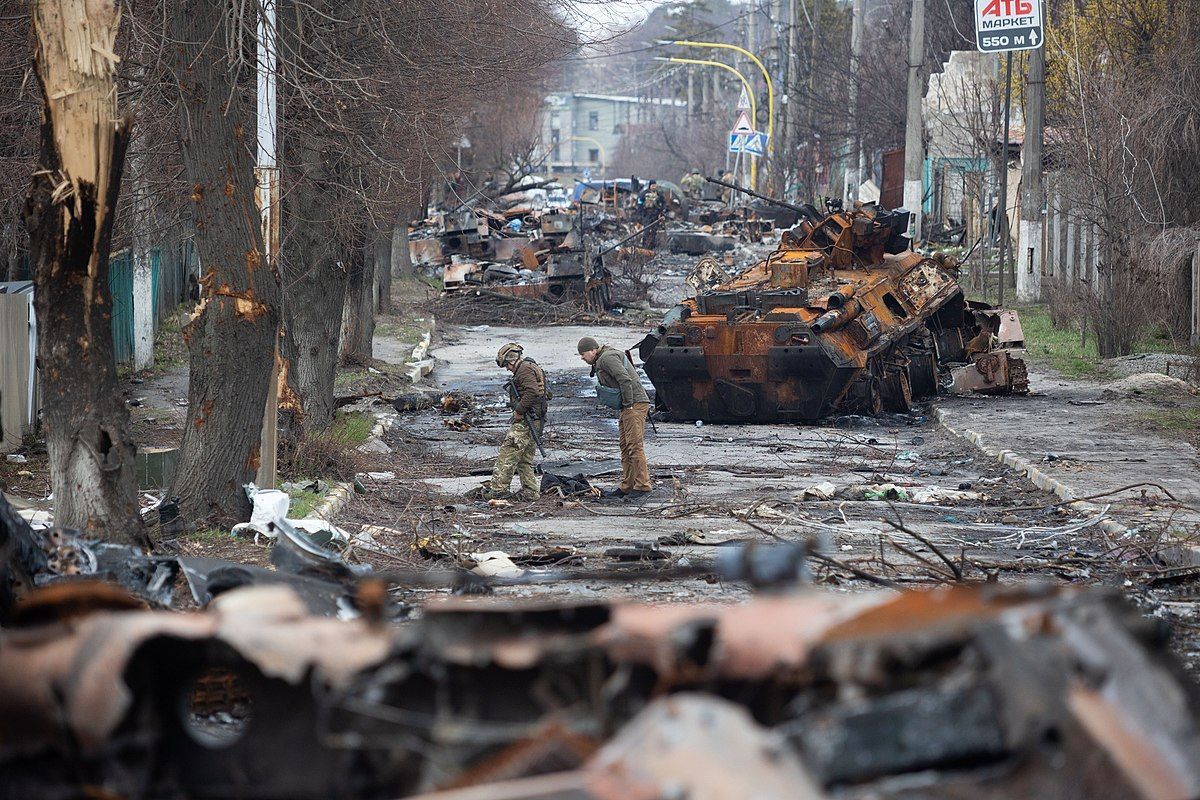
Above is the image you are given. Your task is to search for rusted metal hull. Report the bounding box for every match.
[643,205,1029,423]
[2,582,1199,799]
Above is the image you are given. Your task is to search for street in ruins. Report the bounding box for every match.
[3,0,1200,797]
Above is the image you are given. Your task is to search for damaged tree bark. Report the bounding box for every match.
[169,0,281,525]
[276,0,353,438]
[339,238,374,363]
[23,0,146,546]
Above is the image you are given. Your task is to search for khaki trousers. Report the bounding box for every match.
[618,402,652,492]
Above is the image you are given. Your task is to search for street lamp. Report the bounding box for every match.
[652,55,759,190]
[659,39,775,167]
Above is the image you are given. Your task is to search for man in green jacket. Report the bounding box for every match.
[483,342,548,501]
[577,336,651,499]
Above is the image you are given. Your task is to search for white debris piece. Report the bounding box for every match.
[802,481,837,500]
[469,550,525,579]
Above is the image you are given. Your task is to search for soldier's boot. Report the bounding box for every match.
[514,489,539,502]
[481,487,511,501]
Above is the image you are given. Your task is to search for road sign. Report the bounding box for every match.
[731,110,753,134]
[729,130,769,157]
[735,86,751,112]
[975,0,1043,52]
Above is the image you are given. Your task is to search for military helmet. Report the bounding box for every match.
[496,342,523,367]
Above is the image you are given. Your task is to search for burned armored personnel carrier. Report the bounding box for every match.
[641,190,1026,423]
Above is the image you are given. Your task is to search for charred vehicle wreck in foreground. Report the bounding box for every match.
[641,189,1027,424]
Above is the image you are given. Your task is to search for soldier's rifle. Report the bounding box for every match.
[504,378,547,458]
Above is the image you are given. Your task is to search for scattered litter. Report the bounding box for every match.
[802,481,837,501]
[468,550,524,578]
[658,528,749,546]
[511,547,583,567]
[5,454,27,463]
[733,504,788,519]
[896,451,920,462]
[605,543,668,562]
[360,472,395,480]
[910,487,983,504]
[440,391,473,414]
[444,419,471,432]
[862,484,909,501]
[230,484,291,540]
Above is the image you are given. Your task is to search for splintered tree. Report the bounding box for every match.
[23,0,147,546]
[169,0,280,525]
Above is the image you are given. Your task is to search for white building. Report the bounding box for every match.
[541,92,687,178]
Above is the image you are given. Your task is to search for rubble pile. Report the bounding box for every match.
[414,175,794,315]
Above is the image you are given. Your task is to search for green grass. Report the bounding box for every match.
[1140,407,1200,432]
[330,410,373,445]
[181,527,227,542]
[1137,407,1200,449]
[1017,306,1106,379]
[286,488,323,518]
[1017,305,1195,380]
[375,319,428,343]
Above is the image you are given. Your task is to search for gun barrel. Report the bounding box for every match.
[704,176,821,222]
[598,216,665,258]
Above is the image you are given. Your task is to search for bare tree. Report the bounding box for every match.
[167,0,280,525]
[22,0,145,545]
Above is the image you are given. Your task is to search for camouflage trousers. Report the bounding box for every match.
[489,420,539,493]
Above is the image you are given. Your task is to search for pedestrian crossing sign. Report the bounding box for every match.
[728,130,768,157]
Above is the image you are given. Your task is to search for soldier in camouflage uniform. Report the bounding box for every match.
[483,343,549,501]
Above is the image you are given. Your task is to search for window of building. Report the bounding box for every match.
[588,149,599,163]
[550,129,560,160]
[588,111,599,131]
[550,112,560,130]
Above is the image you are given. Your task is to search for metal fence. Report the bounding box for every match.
[108,226,196,365]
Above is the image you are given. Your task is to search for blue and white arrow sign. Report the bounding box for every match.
[729,130,769,157]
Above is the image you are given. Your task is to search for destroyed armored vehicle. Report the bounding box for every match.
[641,199,1027,423]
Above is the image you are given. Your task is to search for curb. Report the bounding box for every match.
[307,481,354,522]
[933,407,1128,539]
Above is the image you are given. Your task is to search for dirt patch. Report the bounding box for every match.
[1101,372,1199,404]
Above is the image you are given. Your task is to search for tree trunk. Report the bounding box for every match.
[391,219,412,279]
[374,228,392,313]
[169,0,280,526]
[339,237,374,363]
[22,0,146,546]
[279,167,348,437]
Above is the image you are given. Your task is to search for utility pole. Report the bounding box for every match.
[1191,237,1200,346]
[1017,45,1045,302]
[902,0,925,239]
[786,0,800,201]
[770,0,784,193]
[848,0,864,203]
[997,51,1013,307]
[256,0,280,488]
